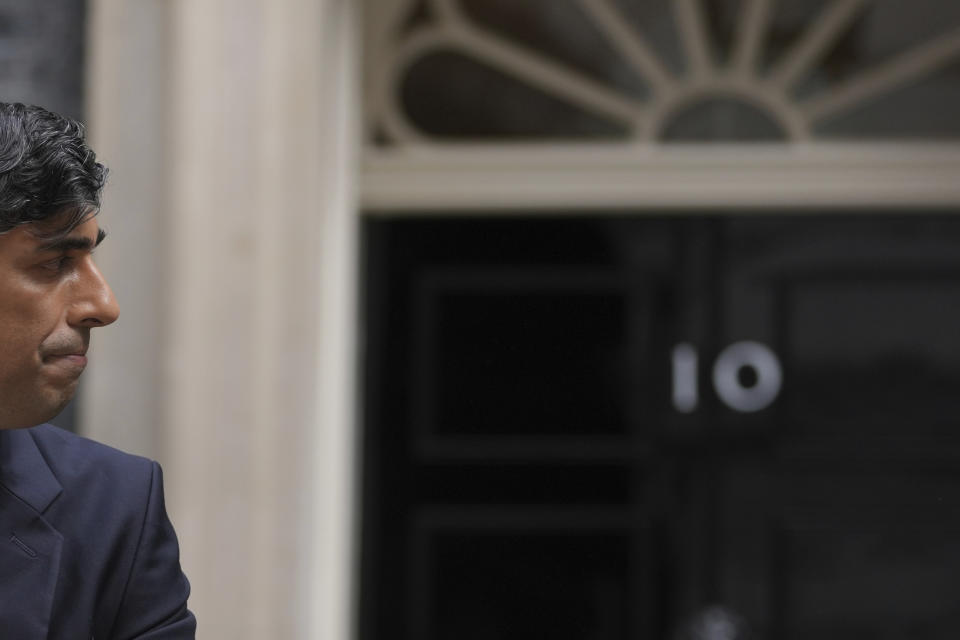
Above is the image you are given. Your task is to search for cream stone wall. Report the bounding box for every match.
[84,1,360,638]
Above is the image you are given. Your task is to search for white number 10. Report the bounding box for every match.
[671,341,783,414]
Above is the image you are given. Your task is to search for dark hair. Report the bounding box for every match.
[0,102,107,238]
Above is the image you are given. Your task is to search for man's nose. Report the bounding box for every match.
[68,258,120,328]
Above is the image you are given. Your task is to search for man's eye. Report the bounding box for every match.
[41,256,72,272]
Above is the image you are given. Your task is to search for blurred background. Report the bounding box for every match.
[7,0,960,637]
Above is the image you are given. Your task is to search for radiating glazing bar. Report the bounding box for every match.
[578,0,676,93]
[731,0,772,74]
[457,25,647,128]
[768,0,869,89]
[804,26,960,123]
[673,0,713,77]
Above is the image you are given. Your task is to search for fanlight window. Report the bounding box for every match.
[368,0,960,144]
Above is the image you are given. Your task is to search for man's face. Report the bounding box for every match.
[0,215,119,429]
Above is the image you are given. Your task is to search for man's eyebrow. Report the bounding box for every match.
[36,228,107,253]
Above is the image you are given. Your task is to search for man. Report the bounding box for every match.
[0,103,196,637]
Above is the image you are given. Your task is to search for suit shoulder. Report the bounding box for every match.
[27,423,155,489]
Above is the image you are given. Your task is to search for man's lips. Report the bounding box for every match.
[40,333,90,375]
[48,354,87,365]
[43,353,88,377]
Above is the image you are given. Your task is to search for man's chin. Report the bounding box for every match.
[0,385,77,429]
[42,385,77,422]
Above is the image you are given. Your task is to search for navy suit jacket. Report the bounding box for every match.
[0,424,196,638]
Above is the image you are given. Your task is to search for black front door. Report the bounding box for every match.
[360,214,960,640]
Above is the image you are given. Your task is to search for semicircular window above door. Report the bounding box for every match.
[368,0,960,144]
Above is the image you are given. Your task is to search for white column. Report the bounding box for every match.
[85,1,360,638]
[84,0,171,458]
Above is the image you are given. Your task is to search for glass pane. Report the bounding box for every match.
[460,0,650,99]
[797,0,960,138]
[812,61,960,138]
[796,0,960,95]
[402,51,628,139]
[760,0,845,74]
[609,0,686,75]
[661,97,788,141]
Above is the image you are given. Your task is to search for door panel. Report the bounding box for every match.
[719,466,960,639]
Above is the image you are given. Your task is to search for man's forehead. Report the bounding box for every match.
[26,208,99,239]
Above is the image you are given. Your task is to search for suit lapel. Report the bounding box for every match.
[0,427,64,637]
